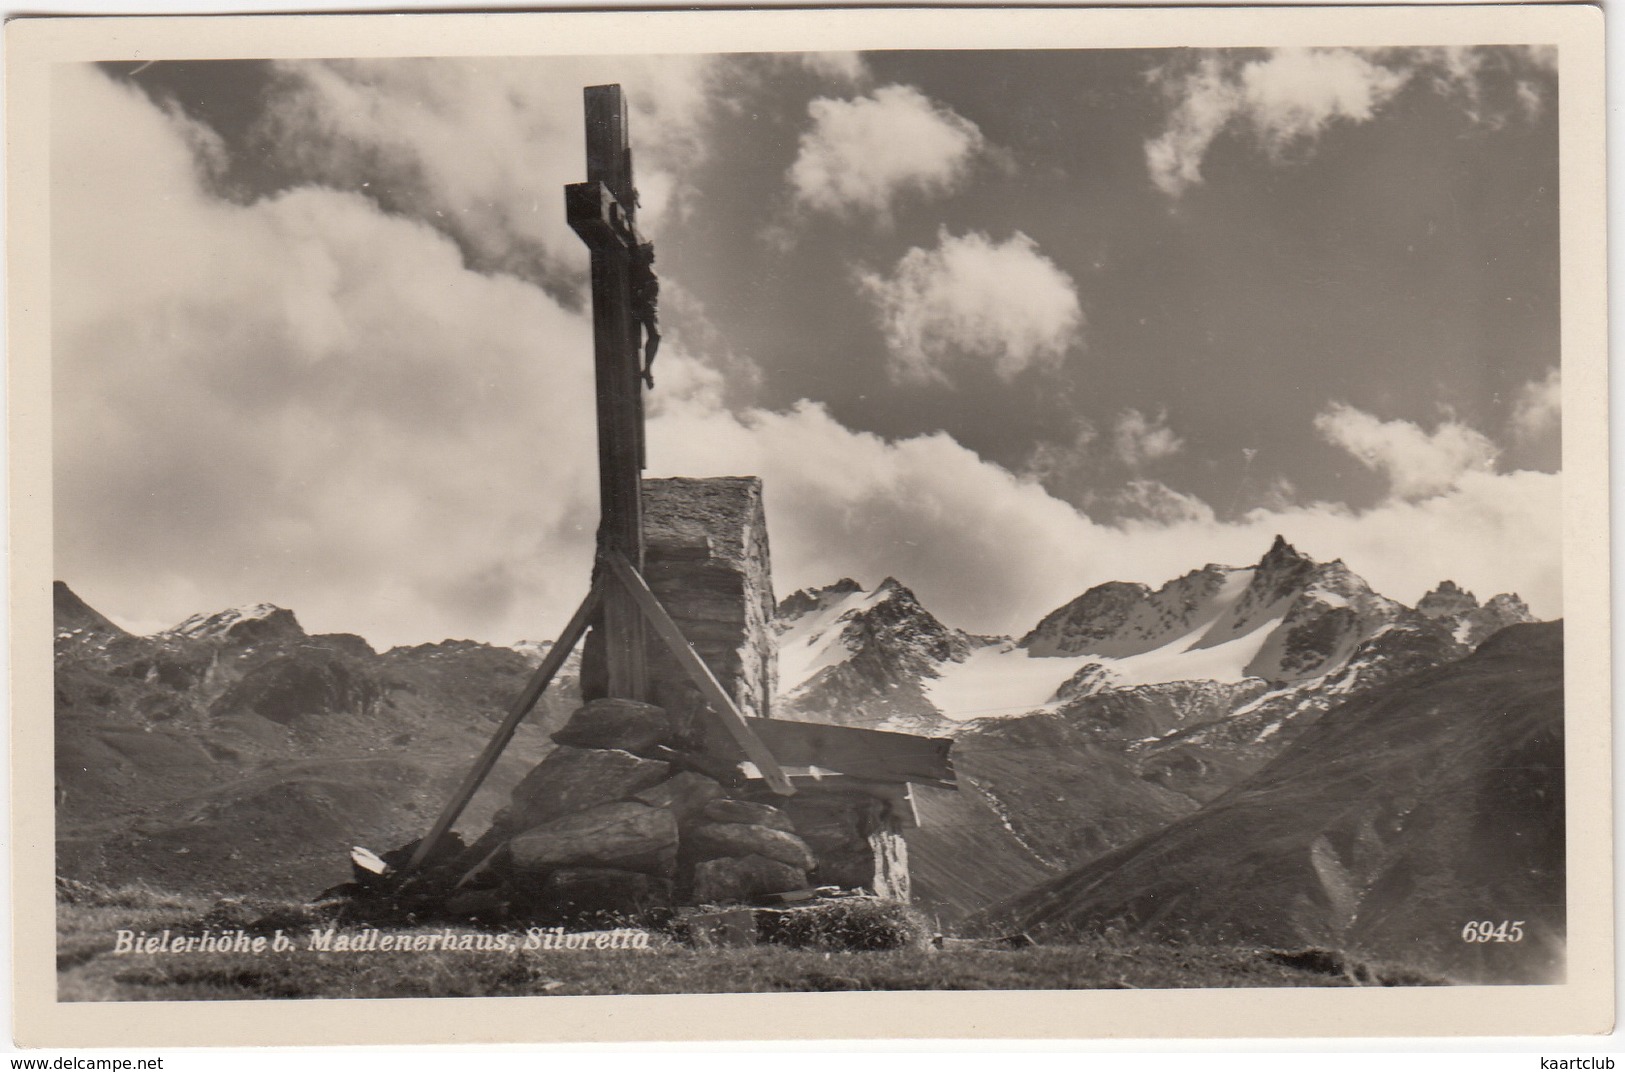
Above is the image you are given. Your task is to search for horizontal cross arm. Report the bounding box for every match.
[566,181,632,253]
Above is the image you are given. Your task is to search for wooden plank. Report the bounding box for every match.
[574,83,648,703]
[584,84,634,221]
[604,551,794,796]
[769,774,924,828]
[402,579,604,875]
[565,181,630,252]
[749,719,957,789]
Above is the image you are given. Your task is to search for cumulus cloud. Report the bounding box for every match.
[1314,402,1498,502]
[1511,366,1561,445]
[649,395,1561,630]
[858,228,1082,384]
[253,56,719,292]
[54,63,1561,654]
[1405,44,1557,127]
[1098,480,1217,526]
[1020,419,1098,485]
[1113,408,1184,468]
[787,84,986,219]
[792,52,870,84]
[1146,46,1550,197]
[54,64,606,647]
[1147,50,1406,197]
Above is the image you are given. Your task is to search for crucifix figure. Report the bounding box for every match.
[631,240,661,389]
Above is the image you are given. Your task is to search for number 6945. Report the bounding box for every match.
[1461,920,1525,943]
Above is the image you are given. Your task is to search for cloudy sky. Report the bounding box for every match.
[52,47,1562,647]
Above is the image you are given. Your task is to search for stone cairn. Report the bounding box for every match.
[340,475,926,940]
[390,697,822,925]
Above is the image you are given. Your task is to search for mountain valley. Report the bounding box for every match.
[51,535,1558,980]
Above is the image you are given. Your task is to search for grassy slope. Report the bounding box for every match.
[985,622,1564,985]
[55,624,578,899]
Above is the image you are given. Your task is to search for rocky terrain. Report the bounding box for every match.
[54,537,1551,946]
[772,539,1539,922]
[981,621,1564,984]
[53,581,580,898]
[776,537,1532,735]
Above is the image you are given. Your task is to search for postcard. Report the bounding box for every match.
[6,4,1610,1047]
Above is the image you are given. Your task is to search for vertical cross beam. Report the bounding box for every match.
[569,84,648,701]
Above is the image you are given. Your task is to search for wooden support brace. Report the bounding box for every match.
[401,578,606,875]
[603,551,795,796]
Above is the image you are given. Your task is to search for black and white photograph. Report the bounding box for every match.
[7,5,1610,1047]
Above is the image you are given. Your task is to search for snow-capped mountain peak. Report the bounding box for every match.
[775,578,865,624]
[1010,537,1406,697]
[774,536,1539,730]
[773,576,978,731]
[160,603,304,644]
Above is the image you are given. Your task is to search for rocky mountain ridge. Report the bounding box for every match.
[53,582,580,897]
[775,537,1534,735]
[52,538,1543,927]
[982,621,1565,985]
[768,542,1540,920]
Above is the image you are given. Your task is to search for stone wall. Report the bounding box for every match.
[580,476,777,730]
[641,476,778,729]
[747,784,912,902]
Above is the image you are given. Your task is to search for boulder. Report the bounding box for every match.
[701,798,794,832]
[633,771,725,820]
[509,746,670,826]
[691,854,808,905]
[552,698,672,754]
[509,801,678,878]
[540,867,672,920]
[686,822,816,872]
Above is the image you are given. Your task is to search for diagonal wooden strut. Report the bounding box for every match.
[603,551,794,797]
[402,578,605,875]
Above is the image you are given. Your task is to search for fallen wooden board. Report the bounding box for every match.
[748,719,956,790]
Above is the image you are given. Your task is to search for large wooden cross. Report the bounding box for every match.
[565,84,650,702]
[398,85,791,879]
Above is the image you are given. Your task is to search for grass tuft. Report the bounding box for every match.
[756,897,932,952]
